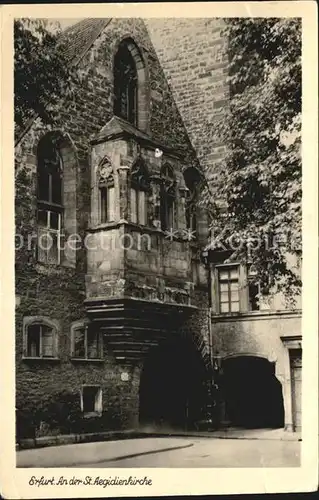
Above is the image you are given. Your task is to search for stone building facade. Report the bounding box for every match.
[15,18,301,440]
[15,18,212,439]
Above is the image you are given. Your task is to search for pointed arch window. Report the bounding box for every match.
[114,41,138,126]
[184,167,201,233]
[160,164,176,231]
[98,159,115,223]
[130,158,149,225]
[37,136,63,264]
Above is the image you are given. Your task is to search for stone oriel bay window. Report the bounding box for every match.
[81,385,103,418]
[130,158,150,225]
[70,321,103,360]
[160,163,176,231]
[23,317,59,359]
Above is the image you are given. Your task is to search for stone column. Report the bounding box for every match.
[117,166,130,222]
[282,348,294,431]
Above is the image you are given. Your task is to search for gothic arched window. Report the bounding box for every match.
[184,167,201,233]
[37,135,63,264]
[160,164,176,231]
[130,158,149,225]
[98,158,115,223]
[114,41,138,126]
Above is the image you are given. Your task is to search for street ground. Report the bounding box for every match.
[17,435,301,468]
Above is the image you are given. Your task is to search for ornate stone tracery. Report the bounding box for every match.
[97,157,114,186]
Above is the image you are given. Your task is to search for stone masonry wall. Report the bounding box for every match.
[15,18,202,436]
[210,311,301,428]
[146,18,228,186]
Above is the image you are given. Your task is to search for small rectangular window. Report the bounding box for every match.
[218,266,240,313]
[82,386,102,416]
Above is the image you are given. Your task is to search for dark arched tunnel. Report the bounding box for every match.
[139,338,208,430]
[221,356,285,428]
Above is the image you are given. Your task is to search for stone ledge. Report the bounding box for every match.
[211,309,302,322]
[16,429,139,451]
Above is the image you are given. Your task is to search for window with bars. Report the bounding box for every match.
[37,137,63,265]
[24,323,57,358]
[160,164,176,231]
[218,266,240,313]
[114,42,138,126]
[71,325,103,360]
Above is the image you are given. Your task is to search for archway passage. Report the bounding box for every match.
[222,356,284,429]
[139,338,208,430]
